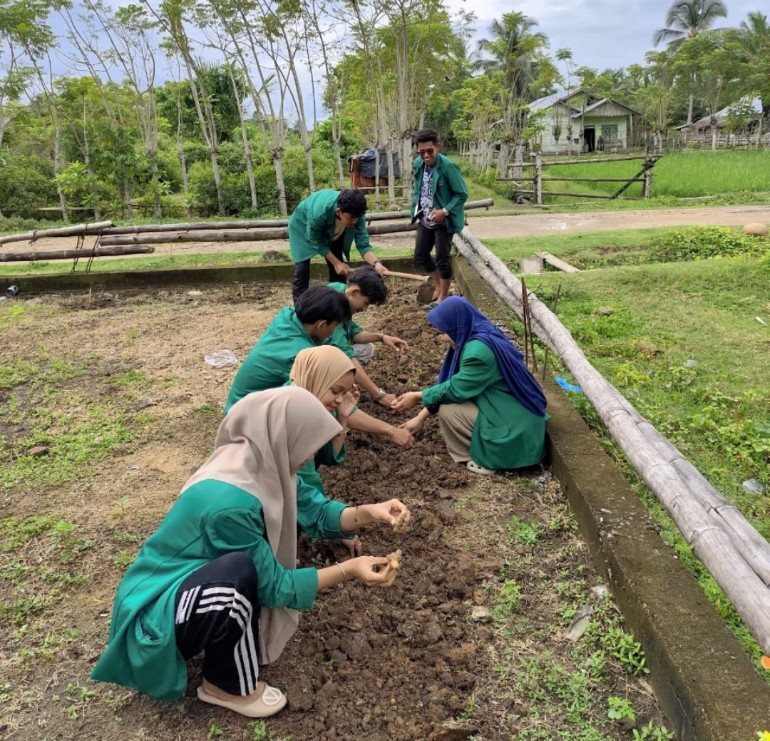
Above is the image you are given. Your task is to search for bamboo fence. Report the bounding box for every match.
[454,226,770,653]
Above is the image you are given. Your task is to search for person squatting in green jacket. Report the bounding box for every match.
[288,188,388,304]
[410,129,468,306]
[91,387,410,718]
[224,284,413,448]
[288,345,367,558]
[394,297,548,474]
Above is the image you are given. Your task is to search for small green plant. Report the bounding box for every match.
[632,719,674,740]
[607,695,635,723]
[208,723,225,738]
[604,627,649,675]
[246,720,270,740]
[492,579,522,620]
[506,516,540,545]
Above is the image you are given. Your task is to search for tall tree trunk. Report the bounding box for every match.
[274,149,288,216]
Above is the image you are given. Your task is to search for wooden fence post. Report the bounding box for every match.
[534,154,543,206]
[643,161,653,199]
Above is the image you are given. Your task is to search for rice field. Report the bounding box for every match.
[537,150,770,201]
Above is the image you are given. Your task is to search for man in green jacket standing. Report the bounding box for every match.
[410,129,468,306]
[289,188,388,304]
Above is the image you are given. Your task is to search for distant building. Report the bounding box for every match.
[528,89,642,155]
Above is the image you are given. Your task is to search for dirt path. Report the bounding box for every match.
[3,204,769,263]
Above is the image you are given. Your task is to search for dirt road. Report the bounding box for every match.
[3,204,769,261]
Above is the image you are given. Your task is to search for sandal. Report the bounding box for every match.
[467,460,495,476]
[197,683,287,718]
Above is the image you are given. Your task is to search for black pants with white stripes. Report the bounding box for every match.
[174,551,261,696]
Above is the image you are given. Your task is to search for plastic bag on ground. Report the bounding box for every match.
[204,350,237,369]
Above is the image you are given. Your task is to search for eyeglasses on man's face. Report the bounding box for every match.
[417,148,435,157]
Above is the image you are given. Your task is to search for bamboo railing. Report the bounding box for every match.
[454,226,770,653]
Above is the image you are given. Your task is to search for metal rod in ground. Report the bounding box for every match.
[542,284,562,381]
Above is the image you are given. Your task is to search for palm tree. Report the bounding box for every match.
[738,12,770,120]
[653,0,728,49]
[476,12,547,99]
[653,0,728,124]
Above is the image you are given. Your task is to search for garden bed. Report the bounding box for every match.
[0,280,668,740]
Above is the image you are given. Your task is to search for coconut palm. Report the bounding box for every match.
[476,12,547,99]
[737,12,770,118]
[653,0,727,50]
[653,0,728,124]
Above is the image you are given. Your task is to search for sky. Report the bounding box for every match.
[453,0,762,72]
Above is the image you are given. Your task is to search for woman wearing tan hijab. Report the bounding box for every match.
[290,345,358,491]
[91,386,410,718]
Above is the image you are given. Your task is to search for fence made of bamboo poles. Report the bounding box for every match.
[454,227,770,653]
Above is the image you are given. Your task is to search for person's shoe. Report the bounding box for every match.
[423,300,439,310]
[467,460,495,475]
[197,683,287,718]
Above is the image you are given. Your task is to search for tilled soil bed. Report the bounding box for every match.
[0,279,667,740]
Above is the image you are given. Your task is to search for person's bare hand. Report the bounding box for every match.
[400,415,424,435]
[348,556,397,587]
[339,535,363,558]
[382,334,408,357]
[393,391,421,412]
[431,209,447,225]
[388,426,414,448]
[337,384,360,419]
[373,262,389,277]
[377,392,397,408]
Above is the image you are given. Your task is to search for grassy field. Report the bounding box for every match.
[501,238,770,667]
[533,150,770,202]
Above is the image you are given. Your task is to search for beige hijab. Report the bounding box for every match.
[290,345,355,398]
[182,386,341,663]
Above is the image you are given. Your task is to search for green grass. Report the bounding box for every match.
[0,354,153,495]
[516,254,770,667]
[536,150,770,202]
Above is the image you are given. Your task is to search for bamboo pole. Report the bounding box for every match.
[0,221,114,246]
[0,245,155,262]
[454,228,770,652]
[99,199,495,236]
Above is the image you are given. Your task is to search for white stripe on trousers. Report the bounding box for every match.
[192,586,259,695]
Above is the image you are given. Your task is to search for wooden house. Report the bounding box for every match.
[529,89,642,154]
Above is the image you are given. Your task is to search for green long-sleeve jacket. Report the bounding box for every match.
[224,307,356,413]
[288,189,373,263]
[90,478,348,700]
[421,340,546,470]
[410,153,468,236]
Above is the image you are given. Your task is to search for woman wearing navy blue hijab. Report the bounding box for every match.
[393,297,548,473]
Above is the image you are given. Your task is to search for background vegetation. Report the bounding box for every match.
[1,0,769,221]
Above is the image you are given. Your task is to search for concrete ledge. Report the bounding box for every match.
[0,257,418,294]
[455,255,770,741]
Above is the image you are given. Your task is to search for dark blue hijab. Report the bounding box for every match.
[427,297,547,417]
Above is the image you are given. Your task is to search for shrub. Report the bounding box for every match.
[0,155,58,218]
[650,226,766,262]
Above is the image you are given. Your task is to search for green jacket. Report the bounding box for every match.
[90,479,348,700]
[410,153,468,236]
[288,189,373,263]
[421,340,546,470]
[224,307,355,413]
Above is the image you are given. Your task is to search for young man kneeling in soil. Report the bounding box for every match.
[225,285,413,449]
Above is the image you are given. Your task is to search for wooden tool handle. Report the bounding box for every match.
[383,270,428,282]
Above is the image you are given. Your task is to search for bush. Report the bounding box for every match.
[649,226,767,262]
[0,155,58,218]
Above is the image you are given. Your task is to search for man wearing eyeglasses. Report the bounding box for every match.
[410,129,468,307]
